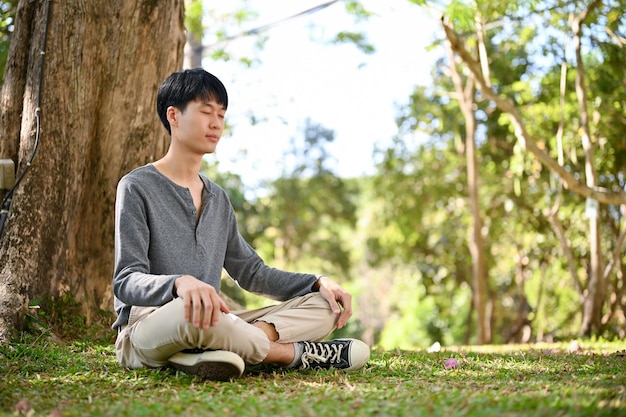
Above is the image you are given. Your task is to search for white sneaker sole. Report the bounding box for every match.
[342,338,371,371]
[168,350,245,381]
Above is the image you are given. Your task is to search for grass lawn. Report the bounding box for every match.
[1,333,625,417]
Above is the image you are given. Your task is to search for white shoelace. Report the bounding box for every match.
[300,342,345,369]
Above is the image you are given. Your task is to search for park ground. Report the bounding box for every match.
[1,321,625,417]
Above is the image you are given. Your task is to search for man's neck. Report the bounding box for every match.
[153,152,203,188]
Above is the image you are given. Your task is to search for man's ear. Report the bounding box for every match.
[166,106,178,127]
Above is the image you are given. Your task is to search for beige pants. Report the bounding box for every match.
[115,293,337,369]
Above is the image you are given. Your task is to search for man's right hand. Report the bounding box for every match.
[174,275,230,329]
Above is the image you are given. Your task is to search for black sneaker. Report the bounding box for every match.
[298,338,370,371]
[168,350,245,381]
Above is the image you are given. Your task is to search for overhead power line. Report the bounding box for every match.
[205,0,339,49]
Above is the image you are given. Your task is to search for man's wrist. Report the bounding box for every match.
[172,275,184,297]
[312,274,328,291]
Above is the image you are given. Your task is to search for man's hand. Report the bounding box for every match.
[174,275,230,329]
[314,275,352,329]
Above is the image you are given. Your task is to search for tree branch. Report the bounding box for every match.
[440,16,626,206]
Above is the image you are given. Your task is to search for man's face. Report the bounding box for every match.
[170,98,226,155]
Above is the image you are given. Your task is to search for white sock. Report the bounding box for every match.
[287,342,304,368]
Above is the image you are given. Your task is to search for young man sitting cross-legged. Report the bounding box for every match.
[112,68,370,381]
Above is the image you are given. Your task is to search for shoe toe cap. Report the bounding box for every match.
[346,339,370,370]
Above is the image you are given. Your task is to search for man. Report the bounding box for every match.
[112,68,370,381]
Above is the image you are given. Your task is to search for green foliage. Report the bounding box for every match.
[366,0,626,347]
[344,0,373,20]
[203,4,262,65]
[377,266,473,349]
[331,2,375,53]
[249,120,358,279]
[445,0,475,32]
[333,31,375,54]
[1,335,625,416]
[201,159,248,215]
[184,0,204,37]
[0,0,17,83]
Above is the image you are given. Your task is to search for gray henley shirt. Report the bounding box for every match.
[112,164,318,329]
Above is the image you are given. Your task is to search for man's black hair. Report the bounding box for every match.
[156,68,228,134]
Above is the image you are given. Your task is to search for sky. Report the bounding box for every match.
[200,0,441,188]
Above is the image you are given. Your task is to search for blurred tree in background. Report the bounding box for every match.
[364,0,626,347]
[0,0,17,81]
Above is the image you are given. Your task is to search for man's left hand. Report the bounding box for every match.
[314,275,352,329]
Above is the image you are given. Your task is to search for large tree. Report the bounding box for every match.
[0,0,185,343]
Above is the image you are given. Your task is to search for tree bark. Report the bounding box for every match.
[0,0,36,164]
[444,23,490,345]
[0,0,185,343]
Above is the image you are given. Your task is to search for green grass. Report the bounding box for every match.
[1,333,625,417]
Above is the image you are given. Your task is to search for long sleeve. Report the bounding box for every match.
[221,215,318,301]
[112,175,180,308]
[112,164,320,329]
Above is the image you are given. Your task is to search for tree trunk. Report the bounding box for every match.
[0,0,185,343]
[571,4,605,336]
[465,100,490,345]
[184,32,204,68]
[444,19,490,345]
